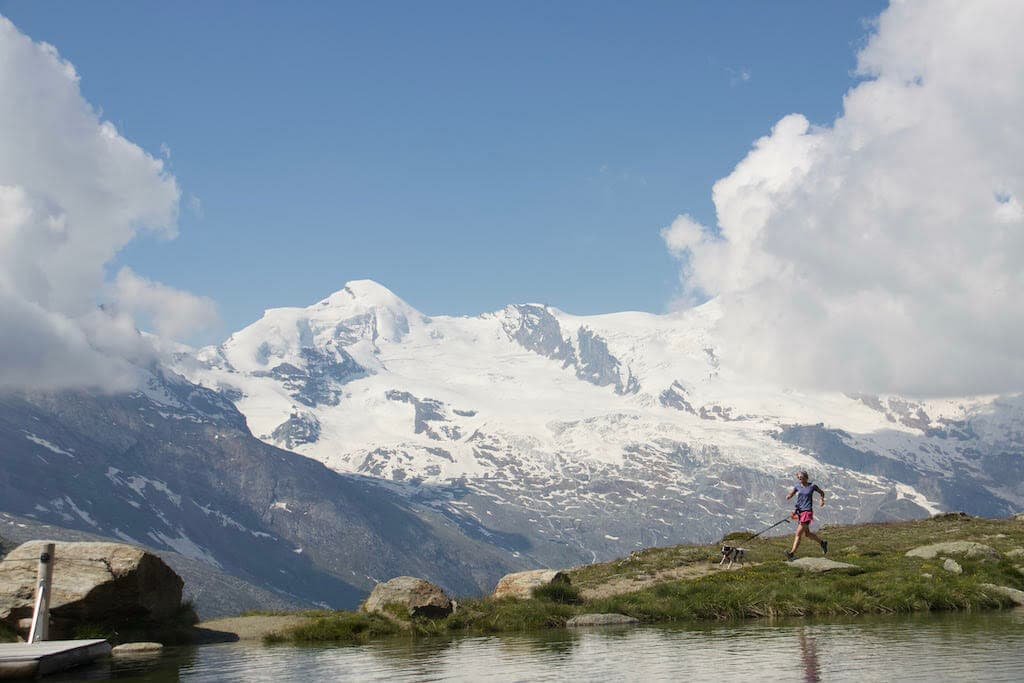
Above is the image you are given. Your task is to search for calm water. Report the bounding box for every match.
[51,610,1024,682]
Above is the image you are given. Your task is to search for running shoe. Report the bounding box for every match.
[785,550,795,561]
[820,540,828,555]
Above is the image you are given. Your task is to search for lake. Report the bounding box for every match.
[51,609,1024,682]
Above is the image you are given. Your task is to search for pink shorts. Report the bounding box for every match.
[797,511,814,524]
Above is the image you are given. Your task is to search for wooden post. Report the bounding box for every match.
[28,543,55,643]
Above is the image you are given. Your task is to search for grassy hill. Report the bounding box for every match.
[258,513,1024,644]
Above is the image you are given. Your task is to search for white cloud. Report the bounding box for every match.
[665,0,1024,397]
[0,16,214,391]
[112,267,218,340]
[726,66,751,87]
[186,193,203,217]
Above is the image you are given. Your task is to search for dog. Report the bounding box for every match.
[718,545,747,569]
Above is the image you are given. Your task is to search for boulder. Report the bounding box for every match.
[493,570,571,600]
[566,613,639,627]
[360,577,452,619]
[1013,512,1024,522]
[905,542,999,560]
[0,541,183,638]
[980,584,1024,607]
[1006,548,1024,559]
[787,558,862,574]
[942,558,963,575]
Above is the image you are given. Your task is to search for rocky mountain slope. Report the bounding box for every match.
[0,367,526,612]
[171,280,1024,569]
[0,511,305,619]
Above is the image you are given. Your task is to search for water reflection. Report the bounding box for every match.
[798,630,820,683]
[47,609,1024,682]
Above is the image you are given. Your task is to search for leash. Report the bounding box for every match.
[742,516,791,542]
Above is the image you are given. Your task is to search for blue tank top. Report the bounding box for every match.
[792,483,820,512]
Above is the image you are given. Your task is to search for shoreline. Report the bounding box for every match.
[198,514,1024,646]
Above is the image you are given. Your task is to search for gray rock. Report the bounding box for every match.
[566,613,639,627]
[659,381,696,414]
[270,411,321,449]
[0,541,183,638]
[921,573,933,579]
[980,583,1024,606]
[1005,548,1024,559]
[1013,512,1024,521]
[905,542,999,560]
[943,558,963,574]
[385,391,453,439]
[575,328,639,395]
[500,306,638,394]
[361,576,452,619]
[493,569,571,600]
[112,642,164,657]
[253,347,366,407]
[787,558,862,574]
[502,305,577,368]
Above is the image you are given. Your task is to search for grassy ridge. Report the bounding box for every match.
[263,514,1024,645]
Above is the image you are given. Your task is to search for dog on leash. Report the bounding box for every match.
[718,545,747,569]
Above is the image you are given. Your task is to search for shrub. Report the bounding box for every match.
[532,582,582,604]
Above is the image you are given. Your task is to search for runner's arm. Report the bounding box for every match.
[815,484,825,506]
[785,486,796,500]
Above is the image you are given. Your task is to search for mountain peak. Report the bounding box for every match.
[316,280,415,313]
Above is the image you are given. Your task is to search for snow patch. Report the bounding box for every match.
[148,529,221,567]
[24,432,74,457]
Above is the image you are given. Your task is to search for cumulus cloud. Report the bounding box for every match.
[664,0,1024,397]
[112,267,218,340]
[0,16,215,391]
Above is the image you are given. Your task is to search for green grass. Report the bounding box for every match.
[569,545,711,591]
[264,514,1024,644]
[531,581,582,604]
[266,611,400,645]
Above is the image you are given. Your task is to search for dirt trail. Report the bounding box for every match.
[196,615,311,641]
[580,561,758,600]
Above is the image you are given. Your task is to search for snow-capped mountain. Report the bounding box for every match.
[0,364,525,613]
[174,280,1024,568]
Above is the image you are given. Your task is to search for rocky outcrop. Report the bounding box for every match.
[980,584,1024,606]
[270,411,321,449]
[566,613,639,627]
[905,542,999,560]
[787,558,862,574]
[360,577,452,618]
[0,541,184,638]
[493,569,571,600]
[502,305,577,368]
[501,306,639,395]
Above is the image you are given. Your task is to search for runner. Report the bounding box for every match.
[785,470,827,560]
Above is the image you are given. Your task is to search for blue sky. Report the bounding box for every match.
[1,1,887,335]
